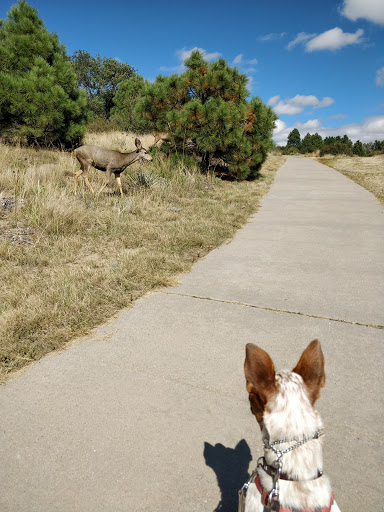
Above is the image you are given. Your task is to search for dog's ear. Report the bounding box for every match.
[293,339,325,405]
[244,344,276,422]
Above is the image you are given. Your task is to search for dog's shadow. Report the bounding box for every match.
[204,439,252,512]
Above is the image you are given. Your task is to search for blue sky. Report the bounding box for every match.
[1,0,383,145]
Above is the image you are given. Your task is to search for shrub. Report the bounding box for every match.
[86,117,121,133]
[320,142,353,157]
[282,146,300,155]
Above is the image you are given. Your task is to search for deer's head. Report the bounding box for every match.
[135,138,152,162]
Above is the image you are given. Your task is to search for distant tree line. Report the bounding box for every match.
[283,128,384,157]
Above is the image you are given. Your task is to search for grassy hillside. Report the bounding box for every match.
[0,132,286,381]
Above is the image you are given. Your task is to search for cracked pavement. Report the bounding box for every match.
[1,157,383,512]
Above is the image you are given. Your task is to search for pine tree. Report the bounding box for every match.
[111,75,151,132]
[311,133,323,150]
[372,140,384,153]
[353,140,366,156]
[300,132,324,153]
[287,128,301,148]
[133,51,276,179]
[342,134,353,148]
[300,133,314,153]
[0,1,87,147]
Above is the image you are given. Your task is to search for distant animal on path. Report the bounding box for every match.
[239,339,340,512]
[73,138,152,197]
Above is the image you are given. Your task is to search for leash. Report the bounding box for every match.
[238,429,325,512]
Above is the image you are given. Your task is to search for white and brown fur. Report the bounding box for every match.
[244,339,340,511]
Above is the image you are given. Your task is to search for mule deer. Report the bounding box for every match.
[152,131,170,147]
[74,138,152,197]
[152,131,195,152]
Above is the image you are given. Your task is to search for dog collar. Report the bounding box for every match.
[261,429,324,506]
[258,457,323,481]
[255,474,334,512]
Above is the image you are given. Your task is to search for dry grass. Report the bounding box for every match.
[0,132,286,381]
[317,154,384,205]
[85,131,156,152]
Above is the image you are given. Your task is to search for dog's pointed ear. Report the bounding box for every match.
[244,344,276,404]
[293,339,325,404]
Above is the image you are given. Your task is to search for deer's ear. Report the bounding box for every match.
[135,138,142,149]
[244,344,276,408]
[293,339,325,404]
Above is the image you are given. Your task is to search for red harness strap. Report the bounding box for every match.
[255,474,335,512]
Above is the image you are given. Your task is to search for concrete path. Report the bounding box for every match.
[1,157,383,512]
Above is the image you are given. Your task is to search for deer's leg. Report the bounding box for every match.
[74,167,82,196]
[74,162,94,195]
[83,171,95,193]
[115,173,124,197]
[97,169,112,196]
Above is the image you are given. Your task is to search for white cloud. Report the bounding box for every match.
[288,27,365,52]
[318,97,334,107]
[177,47,221,62]
[306,27,364,51]
[274,103,303,115]
[273,115,384,146]
[259,32,287,41]
[160,47,221,73]
[274,118,323,141]
[298,119,322,130]
[232,55,258,75]
[287,32,317,50]
[233,55,258,68]
[376,66,384,87]
[273,119,288,139]
[246,76,254,93]
[341,0,384,25]
[270,94,335,115]
[160,48,258,78]
[233,54,243,65]
[267,95,280,107]
[329,114,348,120]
